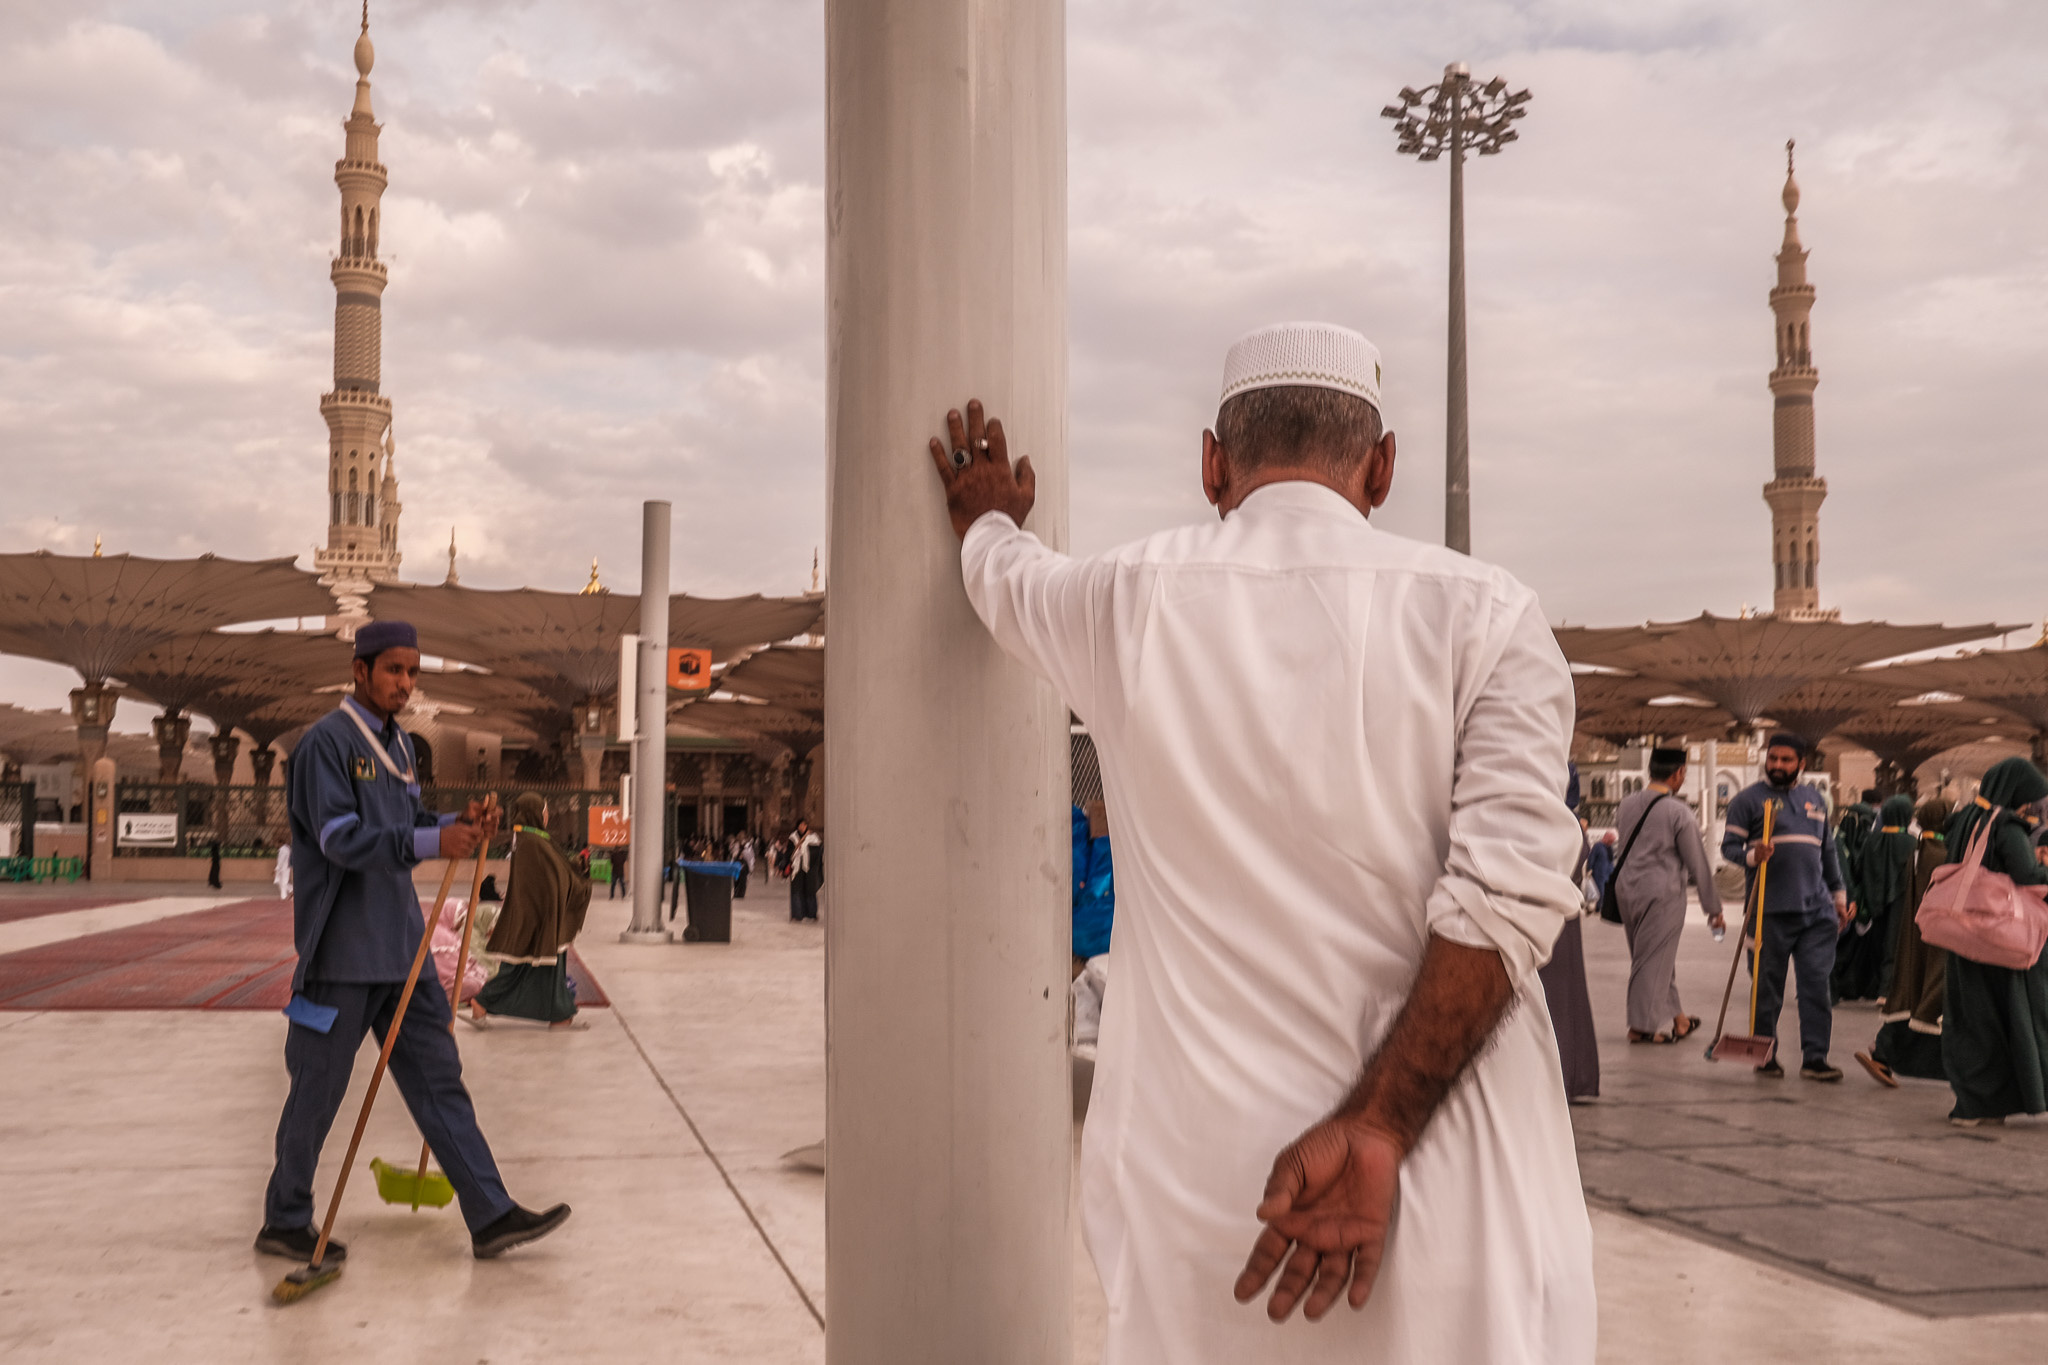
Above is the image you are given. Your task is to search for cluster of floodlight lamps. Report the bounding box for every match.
[1381,66,1531,160]
[1378,63,1531,556]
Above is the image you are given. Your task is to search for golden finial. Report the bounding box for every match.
[1786,138,1794,175]
[92,534,103,558]
[581,557,606,595]
[362,1,369,33]
[445,528,460,586]
[811,548,821,593]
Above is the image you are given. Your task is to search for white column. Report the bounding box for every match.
[824,1,1071,1359]
[622,501,672,943]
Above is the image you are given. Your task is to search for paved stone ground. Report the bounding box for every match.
[1574,901,2048,1316]
[7,876,2047,1361]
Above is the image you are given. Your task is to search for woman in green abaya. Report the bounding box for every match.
[1856,797,1947,1086]
[1836,794,1917,1002]
[467,792,592,1029]
[1940,759,2048,1125]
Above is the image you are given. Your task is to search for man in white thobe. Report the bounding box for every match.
[928,322,1595,1363]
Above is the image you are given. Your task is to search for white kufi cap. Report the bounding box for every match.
[1218,321,1382,413]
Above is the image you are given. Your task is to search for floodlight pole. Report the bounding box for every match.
[1383,63,1530,557]
[1445,68,1469,556]
[621,499,672,944]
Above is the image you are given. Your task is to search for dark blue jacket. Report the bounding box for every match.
[1586,840,1615,896]
[287,698,453,991]
[1720,780,1843,922]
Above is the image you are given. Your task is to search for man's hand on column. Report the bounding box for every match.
[928,398,1036,542]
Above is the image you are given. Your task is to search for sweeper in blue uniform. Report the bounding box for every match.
[1721,732,1852,1081]
[255,620,570,1265]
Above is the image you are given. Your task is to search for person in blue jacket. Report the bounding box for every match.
[1720,733,1852,1081]
[257,620,570,1265]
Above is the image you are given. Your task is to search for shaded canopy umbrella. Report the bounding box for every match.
[718,644,824,709]
[1915,736,2031,790]
[1860,645,2048,733]
[672,697,823,745]
[1552,612,2007,728]
[113,629,354,723]
[405,666,562,724]
[1833,701,2015,780]
[0,704,76,761]
[365,582,824,706]
[1574,702,1733,748]
[0,552,334,683]
[1753,675,1926,750]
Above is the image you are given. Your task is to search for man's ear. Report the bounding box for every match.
[1365,430,1397,510]
[1202,429,1228,510]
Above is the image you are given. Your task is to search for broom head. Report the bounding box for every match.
[271,1258,344,1304]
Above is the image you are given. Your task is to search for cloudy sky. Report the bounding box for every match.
[4,0,2047,716]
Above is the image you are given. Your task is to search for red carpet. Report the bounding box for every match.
[0,898,608,1010]
[0,897,134,925]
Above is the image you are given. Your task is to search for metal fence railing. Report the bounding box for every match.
[105,781,633,861]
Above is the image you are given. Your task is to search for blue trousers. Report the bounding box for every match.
[1751,912,1837,1067]
[265,975,513,1234]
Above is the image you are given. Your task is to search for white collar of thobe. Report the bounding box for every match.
[1226,479,1370,523]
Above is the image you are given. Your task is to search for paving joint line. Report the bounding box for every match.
[612,1001,824,1331]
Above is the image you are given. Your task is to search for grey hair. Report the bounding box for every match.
[1215,385,1384,474]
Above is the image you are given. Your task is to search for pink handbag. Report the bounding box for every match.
[1917,808,2048,971]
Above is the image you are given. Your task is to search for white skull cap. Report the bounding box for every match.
[1218,321,1383,413]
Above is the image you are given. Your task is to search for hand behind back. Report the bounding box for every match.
[1234,1117,1402,1322]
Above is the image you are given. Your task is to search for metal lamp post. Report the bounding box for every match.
[1383,64,1530,556]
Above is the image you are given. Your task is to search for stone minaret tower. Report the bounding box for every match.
[1763,140,1834,619]
[315,7,402,597]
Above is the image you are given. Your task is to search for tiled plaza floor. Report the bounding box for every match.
[1574,903,2048,1316]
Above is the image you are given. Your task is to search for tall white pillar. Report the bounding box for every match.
[622,500,672,943]
[824,1,1072,1360]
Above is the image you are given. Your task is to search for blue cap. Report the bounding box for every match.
[354,620,419,659]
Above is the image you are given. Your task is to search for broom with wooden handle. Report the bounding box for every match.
[272,838,483,1304]
[401,794,497,1210]
[1707,797,1779,1066]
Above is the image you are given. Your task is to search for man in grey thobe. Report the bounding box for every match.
[1612,747,1725,1042]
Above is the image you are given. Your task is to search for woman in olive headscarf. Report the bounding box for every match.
[467,792,593,1029]
[1835,794,1916,1003]
[1855,797,1948,1086]
[1939,759,2048,1124]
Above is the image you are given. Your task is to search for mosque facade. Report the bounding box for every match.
[1764,141,1836,621]
[313,16,403,592]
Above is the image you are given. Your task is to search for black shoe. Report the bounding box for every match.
[1755,1060,1784,1079]
[1801,1063,1844,1082]
[472,1202,571,1260]
[254,1224,347,1263]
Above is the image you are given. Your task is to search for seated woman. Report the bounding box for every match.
[1940,760,2048,1125]
[467,792,592,1031]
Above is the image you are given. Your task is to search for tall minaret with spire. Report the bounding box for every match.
[1763,140,1834,619]
[315,5,402,601]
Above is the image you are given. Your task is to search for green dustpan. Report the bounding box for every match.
[369,1155,455,1209]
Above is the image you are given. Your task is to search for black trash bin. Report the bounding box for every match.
[678,861,740,943]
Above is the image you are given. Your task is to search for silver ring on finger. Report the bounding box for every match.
[950,447,970,470]
[977,438,990,452]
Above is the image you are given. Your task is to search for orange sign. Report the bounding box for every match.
[588,806,631,847]
[668,647,713,692]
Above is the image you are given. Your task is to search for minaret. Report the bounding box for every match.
[314,6,402,599]
[1763,140,1834,619]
